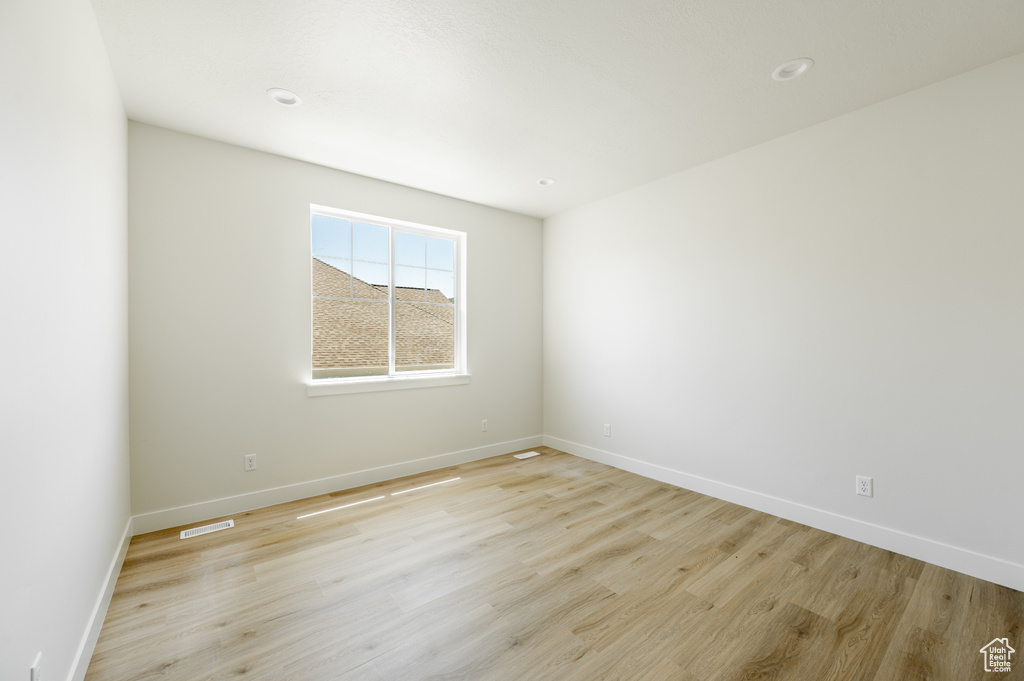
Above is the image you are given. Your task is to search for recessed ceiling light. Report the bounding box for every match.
[772,58,814,82]
[267,88,302,106]
[537,178,556,186]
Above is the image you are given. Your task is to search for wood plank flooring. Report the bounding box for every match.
[86,447,1024,680]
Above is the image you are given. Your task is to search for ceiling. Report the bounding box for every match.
[90,0,1024,218]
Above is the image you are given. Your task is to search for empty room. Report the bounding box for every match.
[3,0,1024,679]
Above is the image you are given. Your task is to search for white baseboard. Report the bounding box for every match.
[544,435,1024,593]
[68,516,132,681]
[132,436,544,535]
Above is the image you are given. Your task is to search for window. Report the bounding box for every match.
[309,205,467,392]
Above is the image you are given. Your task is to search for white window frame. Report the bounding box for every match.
[307,204,469,397]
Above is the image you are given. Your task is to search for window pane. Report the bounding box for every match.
[312,257,353,299]
[312,299,389,378]
[395,265,425,302]
[312,215,351,259]
[427,269,455,302]
[395,232,425,267]
[395,301,455,373]
[352,261,389,296]
[426,236,455,271]
[353,222,389,263]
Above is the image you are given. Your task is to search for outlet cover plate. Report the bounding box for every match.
[856,475,873,497]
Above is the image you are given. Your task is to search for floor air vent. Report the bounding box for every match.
[180,519,234,539]
[514,451,541,459]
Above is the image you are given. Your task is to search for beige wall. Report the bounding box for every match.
[0,0,130,679]
[544,54,1024,590]
[128,123,543,522]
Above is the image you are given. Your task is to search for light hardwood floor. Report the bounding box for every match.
[86,447,1023,680]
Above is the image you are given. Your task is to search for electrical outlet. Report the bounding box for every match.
[481,419,488,432]
[603,423,611,437]
[30,652,41,681]
[244,454,257,471]
[856,475,873,497]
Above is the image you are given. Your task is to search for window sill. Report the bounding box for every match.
[307,373,471,397]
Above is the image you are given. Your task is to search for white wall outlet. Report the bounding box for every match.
[603,423,611,437]
[30,652,42,681]
[244,454,257,471]
[856,475,873,497]
[481,419,488,432]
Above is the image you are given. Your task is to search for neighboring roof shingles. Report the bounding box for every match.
[312,258,454,372]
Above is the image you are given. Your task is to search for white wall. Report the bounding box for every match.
[544,54,1024,590]
[0,0,130,679]
[128,123,543,527]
